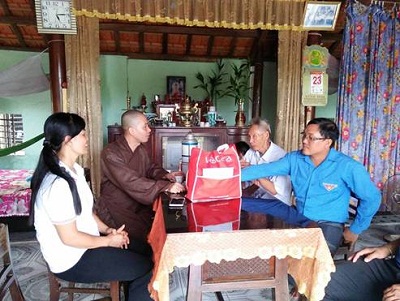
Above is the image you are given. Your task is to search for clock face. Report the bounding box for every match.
[42,1,72,29]
[35,0,77,34]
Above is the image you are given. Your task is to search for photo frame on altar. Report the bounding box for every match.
[156,104,176,120]
[302,1,341,31]
[167,76,186,99]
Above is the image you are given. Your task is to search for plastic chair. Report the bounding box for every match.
[0,223,25,301]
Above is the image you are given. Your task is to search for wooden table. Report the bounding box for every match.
[148,197,335,301]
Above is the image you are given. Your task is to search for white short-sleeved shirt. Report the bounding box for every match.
[34,162,99,273]
[243,141,292,205]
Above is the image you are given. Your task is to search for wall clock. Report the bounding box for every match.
[35,0,77,34]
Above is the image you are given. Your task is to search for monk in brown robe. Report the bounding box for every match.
[95,110,185,256]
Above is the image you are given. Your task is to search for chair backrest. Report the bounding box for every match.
[0,223,25,301]
[382,175,400,213]
[348,196,359,219]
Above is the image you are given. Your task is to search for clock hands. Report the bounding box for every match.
[55,13,68,25]
[56,14,66,19]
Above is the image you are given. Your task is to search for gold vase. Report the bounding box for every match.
[235,99,246,127]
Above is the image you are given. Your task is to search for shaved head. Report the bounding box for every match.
[121,110,145,131]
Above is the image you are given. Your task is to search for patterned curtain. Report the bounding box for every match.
[73,0,305,30]
[65,16,103,198]
[337,0,400,209]
[275,30,308,152]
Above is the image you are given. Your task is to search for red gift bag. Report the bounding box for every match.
[186,199,242,232]
[185,144,242,202]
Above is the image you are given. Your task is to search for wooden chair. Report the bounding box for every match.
[47,266,123,301]
[186,256,289,301]
[334,196,359,261]
[0,223,25,301]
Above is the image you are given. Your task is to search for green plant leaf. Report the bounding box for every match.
[193,58,227,103]
[221,59,253,105]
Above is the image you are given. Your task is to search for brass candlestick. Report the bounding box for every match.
[126,96,131,110]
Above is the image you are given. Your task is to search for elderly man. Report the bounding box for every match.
[95,110,185,256]
[241,118,292,205]
[241,117,381,255]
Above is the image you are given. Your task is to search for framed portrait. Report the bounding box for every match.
[156,104,176,120]
[302,1,341,31]
[167,76,186,98]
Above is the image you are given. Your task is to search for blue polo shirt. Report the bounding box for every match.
[241,149,381,234]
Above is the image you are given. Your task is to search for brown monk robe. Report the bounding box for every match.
[96,110,186,257]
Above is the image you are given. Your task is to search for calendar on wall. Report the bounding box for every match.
[301,45,329,106]
[310,72,324,95]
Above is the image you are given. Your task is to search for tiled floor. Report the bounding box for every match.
[356,217,400,249]
[8,216,400,301]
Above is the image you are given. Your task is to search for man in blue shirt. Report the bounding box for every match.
[241,118,381,255]
[322,238,400,301]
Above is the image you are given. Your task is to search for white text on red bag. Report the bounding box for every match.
[185,144,242,202]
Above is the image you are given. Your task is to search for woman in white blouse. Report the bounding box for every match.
[30,112,153,301]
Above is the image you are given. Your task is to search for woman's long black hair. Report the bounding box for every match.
[29,112,86,224]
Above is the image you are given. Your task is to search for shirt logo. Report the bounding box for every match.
[323,183,337,191]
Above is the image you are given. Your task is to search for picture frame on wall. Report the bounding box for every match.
[302,1,341,31]
[167,76,186,99]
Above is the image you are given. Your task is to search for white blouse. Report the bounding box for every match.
[34,162,99,273]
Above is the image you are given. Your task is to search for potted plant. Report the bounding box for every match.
[223,59,253,126]
[193,59,227,107]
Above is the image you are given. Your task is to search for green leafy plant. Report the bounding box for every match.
[193,59,227,104]
[224,59,253,105]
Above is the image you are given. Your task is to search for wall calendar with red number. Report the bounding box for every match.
[302,45,329,106]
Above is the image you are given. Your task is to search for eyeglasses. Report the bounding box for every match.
[301,132,328,142]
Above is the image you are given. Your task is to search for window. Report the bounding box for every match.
[0,114,25,155]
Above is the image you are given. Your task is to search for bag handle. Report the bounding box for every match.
[216,143,229,153]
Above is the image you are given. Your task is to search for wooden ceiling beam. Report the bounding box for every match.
[328,40,342,57]
[228,36,237,57]
[1,0,345,62]
[99,22,259,38]
[114,30,121,53]
[321,32,344,42]
[250,30,265,62]
[206,35,214,57]
[162,32,168,54]
[11,25,26,48]
[0,0,11,14]
[0,45,42,52]
[0,16,36,25]
[0,0,26,48]
[139,31,144,53]
[125,52,244,62]
[185,34,192,55]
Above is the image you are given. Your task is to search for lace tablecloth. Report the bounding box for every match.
[150,227,335,301]
[0,169,33,217]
